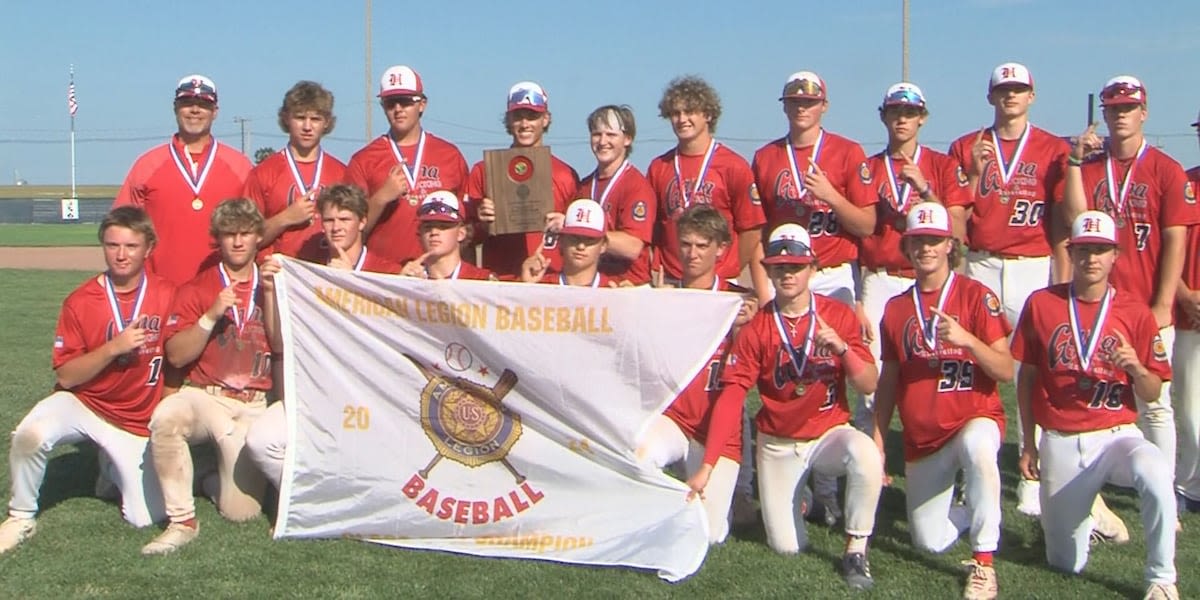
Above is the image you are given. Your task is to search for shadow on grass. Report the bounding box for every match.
[37,443,99,514]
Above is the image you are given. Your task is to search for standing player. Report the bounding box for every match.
[315,184,401,274]
[520,199,611,287]
[470,81,580,278]
[0,207,173,553]
[874,202,1013,600]
[752,70,875,305]
[345,65,469,266]
[244,81,347,261]
[114,74,252,286]
[141,199,279,555]
[399,191,497,281]
[577,105,656,284]
[636,204,756,544]
[1176,113,1200,513]
[647,75,768,299]
[687,223,882,591]
[946,62,1071,517]
[1014,211,1176,600]
[1063,76,1197,527]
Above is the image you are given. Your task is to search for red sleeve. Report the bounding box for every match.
[726,161,765,232]
[465,161,486,201]
[1010,295,1039,365]
[344,154,372,193]
[701,383,748,467]
[163,281,207,341]
[1139,313,1172,381]
[840,306,873,364]
[617,176,656,244]
[242,166,269,215]
[879,300,900,362]
[1043,138,1069,204]
[939,154,971,208]
[843,145,876,208]
[114,152,160,207]
[51,299,88,368]
[1160,159,1199,228]
[946,137,975,209]
[975,285,1013,344]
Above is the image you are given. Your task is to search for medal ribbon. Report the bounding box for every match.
[771,293,817,381]
[352,247,369,272]
[785,129,825,203]
[217,263,259,334]
[589,160,630,208]
[1068,284,1114,372]
[167,138,218,200]
[911,272,956,354]
[559,272,601,288]
[284,146,325,201]
[990,123,1031,186]
[673,140,717,208]
[884,145,924,213]
[1103,139,1148,220]
[103,272,147,333]
[387,130,427,192]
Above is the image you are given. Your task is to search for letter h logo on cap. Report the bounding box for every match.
[1082,217,1102,233]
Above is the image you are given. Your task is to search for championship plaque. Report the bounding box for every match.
[485,146,554,235]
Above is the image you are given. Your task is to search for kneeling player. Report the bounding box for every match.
[874,202,1012,600]
[521,199,613,287]
[400,191,496,280]
[142,199,280,555]
[1013,211,1176,600]
[317,184,401,273]
[688,224,882,590]
[0,208,173,553]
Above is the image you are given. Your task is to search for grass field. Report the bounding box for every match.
[0,268,1193,598]
[0,224,99,247]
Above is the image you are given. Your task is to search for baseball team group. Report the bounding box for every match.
[2,60,1197,599]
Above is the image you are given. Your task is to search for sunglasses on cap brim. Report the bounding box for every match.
[763,239,814,259]
[417,202,460,219]
[1101,84,1145,103]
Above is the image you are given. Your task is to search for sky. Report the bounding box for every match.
[2,0,1199,186]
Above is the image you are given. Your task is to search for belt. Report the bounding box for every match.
[968,249,1045,260]
[203,385,267,403]
[1045,423,1136,438]
[870,266,916,278]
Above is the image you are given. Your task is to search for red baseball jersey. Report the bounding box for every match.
[344,133,469,265]
[947,125,1069,256]
[310,246,403,274]
[1178,168,1200,331]
[466,154,579,277]
[751,131,874,268]
[456,262,498,281]
[879,274,1011,461]
[648,143,764,279]
[1012,284,1171,432]
[1076,146,1199,305]
[114,136,252,286]
[243,148,347,261]
[664,281,747,462]
[52,273,176,436]
[859,146,968,271]
[576,164,656,284]
[164,267,273,392]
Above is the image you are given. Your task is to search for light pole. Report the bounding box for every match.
[365,0,373,142]
[902,0,910,81]
[233,117,251,155]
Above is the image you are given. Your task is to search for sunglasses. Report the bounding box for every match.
[418,201,460,218]
[382,96,423,108]
[508,89,548,110]
[1101,83,1145,102]
[884,89,925,108]
[765,238,813,259]
[784,79,824,97]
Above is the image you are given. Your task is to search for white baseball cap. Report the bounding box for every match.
[378,65,424,98]
[1100,75,1147,107]
[1070,211,1118,245]
[882,82,926,109]
[507,81,549,113]
[560,199,605,238]
[761,223,816,265]
[779,71,827,101]
[988,62,1034,91]
[417,190,463,223]
[904,202,953,238]
[175,74,217,104]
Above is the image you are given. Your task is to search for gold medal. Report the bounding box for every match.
[928,357,940,368]
[1116,216,1126,228]
[998,192,1010,205]
[192,198,204,211]
[235,338,244,351]
[408,194,419,206]
[794,383,806,397]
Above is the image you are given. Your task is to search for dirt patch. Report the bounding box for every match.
[0,246,105,271]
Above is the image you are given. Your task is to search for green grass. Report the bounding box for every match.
[0,224,99,247]
[0,267,1194,598]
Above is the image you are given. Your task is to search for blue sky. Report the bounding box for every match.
[2,1,1198,185]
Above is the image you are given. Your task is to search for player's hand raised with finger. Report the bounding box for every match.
[1072,122,1103,162]
[1109,329,1144,375]
[803,158,836,203]
[401,252,434,278]
[813,314,848,356]
[968,127,994,178]
[519,247,549,283]
[898,152,929,193]
[206,284,239,322]
[930,306,973,348]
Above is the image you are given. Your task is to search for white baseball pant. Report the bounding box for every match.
[854,268,914,431]
[245,401,286,488]
[1174,328,1200,501]
[905,417,1002,553]
[638,414,739,544]
[757,425,881,554]
[149,386,267,524]
[1038,425,1176,585]
[1136,325,1175,482]
[6,391,165,527]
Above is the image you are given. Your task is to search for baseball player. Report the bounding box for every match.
[469,81,580,278]
[873,202,1013,600]
[315,184,402,274]
[520,199,612,287]
[687,222,881,590]
[0,208,173,553]
[400,191,497,280]
[345,65,469,266]
[1013,210,1177,600]
[114,74,252,286]
[244,81,347,261]
[945,62,1071,518]
[751,70,875,306]
[141,199,280,555]
[647,75,768,300]
[1062,75,1198,532]
[577,105,657,284]
[1176,112,1200,513]
[636,204,757,544]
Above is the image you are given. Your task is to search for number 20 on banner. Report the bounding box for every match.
[343,405,370,430]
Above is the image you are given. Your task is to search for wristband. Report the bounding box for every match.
[197,314,216,332]
[918,185,933,199]
[1067,155,1083,167]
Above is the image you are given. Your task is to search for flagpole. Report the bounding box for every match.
[69,65,77,200]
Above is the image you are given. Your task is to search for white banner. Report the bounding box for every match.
[273,258,741,581]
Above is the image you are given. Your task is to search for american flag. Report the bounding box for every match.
[68,82,78,117]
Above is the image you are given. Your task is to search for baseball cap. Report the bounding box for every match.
[1100,75,1148,107]
[417,191,462,223]
[988,62,1034,91]
[175,74,217,104]
[507,81,549,113]
[779,71,827,101]
[1070,211,1118,245]
[560,199,605,238]
[903,202,953,238]
[761,224,816,265]
[882,82,926,109]
[378,65,424,99]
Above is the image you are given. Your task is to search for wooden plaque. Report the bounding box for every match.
[484,146,554,235]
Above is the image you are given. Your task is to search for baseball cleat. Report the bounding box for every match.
[961,559,998,600]
[0,517,37,554]
[840,552,874,591]
[1015,478,1041,517]
[141,522,199,556]
[1089,500,1130,544]
[1143,582,1179,600]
